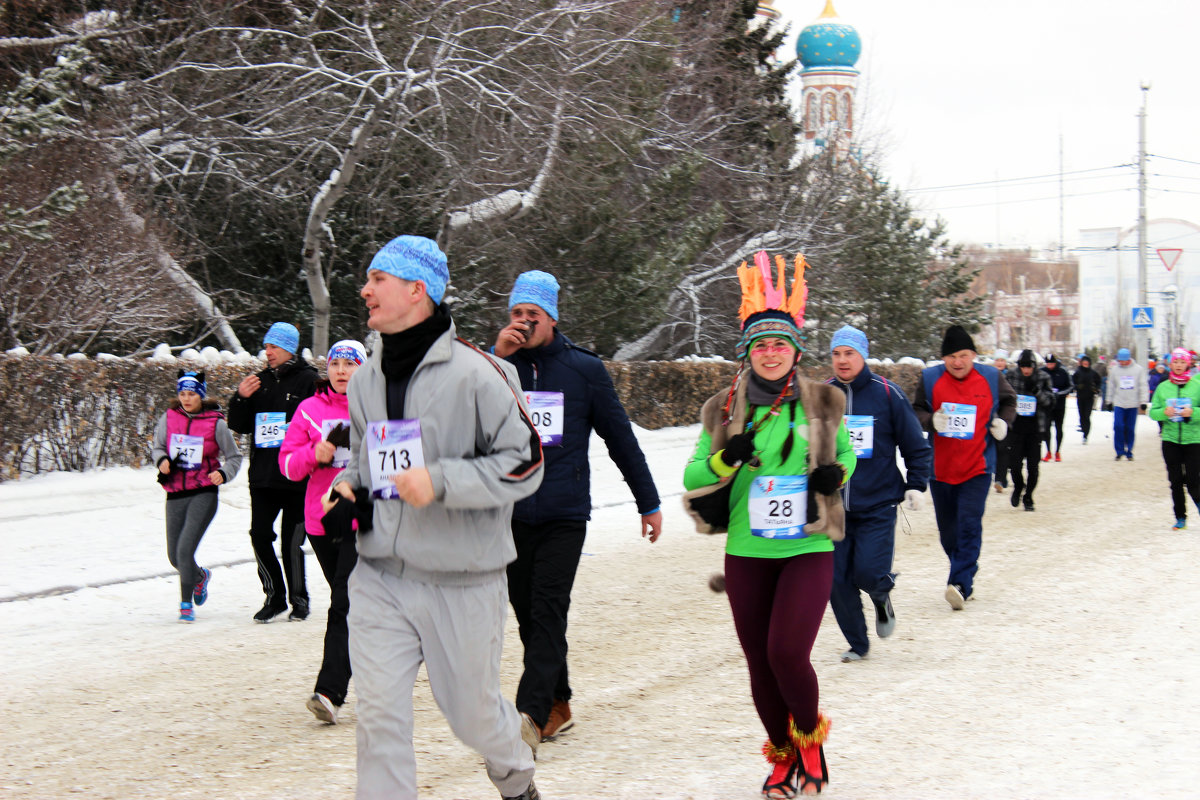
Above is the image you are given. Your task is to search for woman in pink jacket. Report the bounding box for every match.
[280,339,366,724]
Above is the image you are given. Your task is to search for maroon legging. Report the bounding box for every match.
[724,551,833,748]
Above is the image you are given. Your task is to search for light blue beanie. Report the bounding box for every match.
[830,324,869,360]
[508,270,560,320]
[367,236,449,305]
[1116,347,1131,361]
[264,322,300,354]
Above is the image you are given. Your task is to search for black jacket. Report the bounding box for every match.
[503,329,659,524]
[1073,365,1100,398]
[1008,369,1054,436]
[1039,364,1072,402]
[227,357,318,490]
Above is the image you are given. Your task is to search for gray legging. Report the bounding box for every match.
[165,491,218,602]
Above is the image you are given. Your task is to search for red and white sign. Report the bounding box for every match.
[1157,248,1183,271]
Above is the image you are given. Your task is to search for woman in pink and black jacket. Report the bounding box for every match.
[279,339,366,724]
[151,371,242,623]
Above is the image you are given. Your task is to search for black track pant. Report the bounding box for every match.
[1162,440,1200,521]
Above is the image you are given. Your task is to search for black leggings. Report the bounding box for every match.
[1078,394,1095,439]
[1009,431,1040,501]
[1161,440,1200,520]
[1043,396,1067,453]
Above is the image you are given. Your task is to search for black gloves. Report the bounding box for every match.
[320,487,374,543]
[808,464,844,496]
[719,432,756,467]
[325,422,351,449]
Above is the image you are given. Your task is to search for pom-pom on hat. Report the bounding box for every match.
[327,339,367,365]
[264,322,300,354]
[940,325,976,356]
[177,370,207,399]
[830,324,869,360]
[508,270,560,320]
[367,235,449,305]
[1117,347,1132,361]
[1017,349,1036,367]
[735,251,809,360]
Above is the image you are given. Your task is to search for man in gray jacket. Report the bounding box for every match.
[331,235,544,800]
[1105,347,1148,460]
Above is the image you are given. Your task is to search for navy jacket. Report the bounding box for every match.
[504,330,659,524]
[828,366,931,513]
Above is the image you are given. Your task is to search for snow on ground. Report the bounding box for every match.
[2,408,1198,799]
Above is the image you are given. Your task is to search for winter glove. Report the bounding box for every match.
[932,408,949,432]
[325,422,351,449]
[903,489,923,511]
[320,486,374,542]
[808,464,844,496]
[719,432,756,467]
[1102,403,1113,412]
[989,418,1008,441]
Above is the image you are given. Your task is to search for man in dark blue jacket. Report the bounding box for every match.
[493,270,662,753]
[826,326,931,662]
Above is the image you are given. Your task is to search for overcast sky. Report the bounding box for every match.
[771,0,1200,253]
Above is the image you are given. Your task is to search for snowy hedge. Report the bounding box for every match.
[0,354,924,480]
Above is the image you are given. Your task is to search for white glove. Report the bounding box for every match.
[903,489,923,511]
[989,417,1008,441]
[932,409,949,432]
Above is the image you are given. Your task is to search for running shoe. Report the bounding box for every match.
[306,693,340,724]
[192,567,211,606]
[179,601,195,623]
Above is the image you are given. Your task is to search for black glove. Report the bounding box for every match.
[808,464,844,496]
[320,487,374,542]
[719,432,756,467]
[325,422,351,449]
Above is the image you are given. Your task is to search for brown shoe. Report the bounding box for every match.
[541,699,574,740]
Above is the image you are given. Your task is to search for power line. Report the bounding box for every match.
[1148,153,1200,168]
[924,187,1134,212]
[906,164,1133,194]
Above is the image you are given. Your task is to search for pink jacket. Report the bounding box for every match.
[279,387,352,536]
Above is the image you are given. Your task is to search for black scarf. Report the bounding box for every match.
[746,368,799,407]
[380,304,452,417]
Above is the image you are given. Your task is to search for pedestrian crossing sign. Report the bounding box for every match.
[1132,306,1155,329]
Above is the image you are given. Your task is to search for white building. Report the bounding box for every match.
[1077,218,1200,354]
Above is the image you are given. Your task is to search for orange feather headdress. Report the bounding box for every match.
[735,251,809,360]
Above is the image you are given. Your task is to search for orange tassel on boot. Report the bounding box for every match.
[761,740,798,799]
[788,714,831,795]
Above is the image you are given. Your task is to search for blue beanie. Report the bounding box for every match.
[176,371,206,400]
[367,235,449,305]
[264,322,300,354]
[830,324,869,360]
[1117,347,1132,361]
[508,270,560,320]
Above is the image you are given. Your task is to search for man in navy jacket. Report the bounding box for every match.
[827,326,931,661]
[493,270,662,752]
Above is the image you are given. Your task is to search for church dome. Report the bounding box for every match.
[796,0,861,69]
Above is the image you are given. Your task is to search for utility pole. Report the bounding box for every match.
[1058,132,1065,261]
[1137,84,1150,365]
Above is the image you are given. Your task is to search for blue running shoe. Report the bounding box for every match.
[1173,518,1187,530]
[179,601,195,623]
[193,567,211,606]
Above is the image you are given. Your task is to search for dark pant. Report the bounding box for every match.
[1113,406,1138,457]
[508,519,587,728]
[993,432,1009,487]
[309,532,358,706]
[929,473,990,597]
[1008,430,1040,504]
[165,491,218,602]
[1078,393,1095,439]
[249,487,308,606]
[830,505,897,656]
[1161,440,1200,520]
[1043,395,1067,453]
[725,551,832,746]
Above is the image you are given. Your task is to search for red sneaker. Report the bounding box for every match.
[1041,453,1052,462]
[1054,452,1062,462]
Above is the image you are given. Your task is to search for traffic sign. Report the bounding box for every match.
[1132,305,1155,329]
[1157,248,1183,271]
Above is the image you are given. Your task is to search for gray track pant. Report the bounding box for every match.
[348,558,535,799]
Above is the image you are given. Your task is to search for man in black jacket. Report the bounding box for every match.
[227,322,317,622]
[1039,353,1072,461]
[1073,354,1101,443]
[493,270,662,753]
[1008,350,1054,511]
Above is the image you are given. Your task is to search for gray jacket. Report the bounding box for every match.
[1105,361,1148,408]
[337,324,543,583]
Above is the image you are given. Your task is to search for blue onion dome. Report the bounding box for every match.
[796,0,861,69]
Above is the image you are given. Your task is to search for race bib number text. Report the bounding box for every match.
[366,419,425,499]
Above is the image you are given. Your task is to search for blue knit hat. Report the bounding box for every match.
[508,270,560,320]
[367,235,449,305]
[327,339,367,365]
[1117,347,1132,361]
[830,324,869,360]
[263,322,300,354]
[176,370,206,400]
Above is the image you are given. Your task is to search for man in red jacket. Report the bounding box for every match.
[913,326,1016,610]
